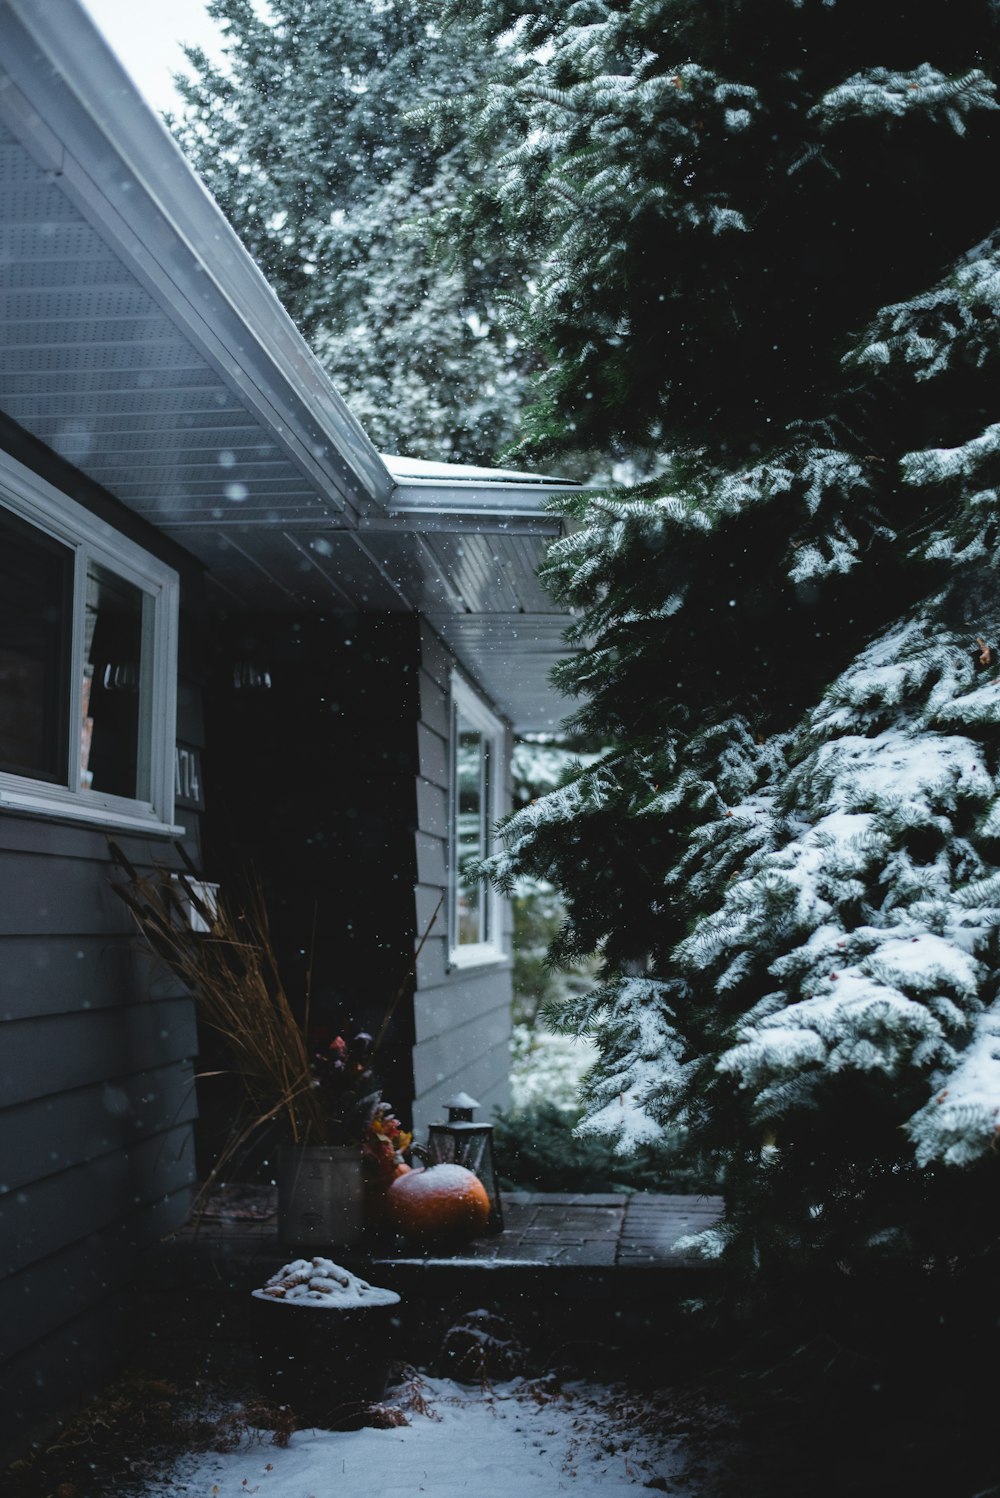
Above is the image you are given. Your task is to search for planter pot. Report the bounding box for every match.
[277,1144,364,1248]
[250,1292,400,1428]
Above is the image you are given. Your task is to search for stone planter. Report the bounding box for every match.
[251,1284,401,1428]
[248,1258,401,1432]
[276,1144,364,1248]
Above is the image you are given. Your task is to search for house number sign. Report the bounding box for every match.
[174,743,205,810]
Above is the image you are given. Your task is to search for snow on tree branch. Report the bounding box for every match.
[813,65,998,135]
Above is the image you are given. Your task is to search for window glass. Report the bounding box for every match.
[455,713,491,946]
[451,678,506,962]
[83,561,151,801]
[0,508,72,782]
[0,459,178,830]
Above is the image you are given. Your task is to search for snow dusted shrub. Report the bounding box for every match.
[441,1309,525,1380]
[493,1099,716,1195]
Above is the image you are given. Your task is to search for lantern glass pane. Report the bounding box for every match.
[427,1122,504,1233]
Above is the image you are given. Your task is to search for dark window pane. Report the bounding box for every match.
[0,507,72,782]
[84,561,150,800]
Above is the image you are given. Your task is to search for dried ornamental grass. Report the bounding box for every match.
[108,842,327,1190]
[108,841,438,1199]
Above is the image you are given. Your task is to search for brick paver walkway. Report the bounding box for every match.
[179,1187,723,1268]
[387,1192,723,1267]
[146,1190,726,1367]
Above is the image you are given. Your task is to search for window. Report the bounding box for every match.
[0,507,73,783]
[0,449,179,834]
[449,672,506,966]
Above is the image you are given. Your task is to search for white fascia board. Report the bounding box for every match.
[387,480,580,517]
[0,0,394,524]
[360,512,564,536]
[384,472,581,536]
[383,482,580,536]
[381,454,574,485]
[364,472,577,532]
[380,454,581,528]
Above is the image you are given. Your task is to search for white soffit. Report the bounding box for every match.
[428,614,576,734]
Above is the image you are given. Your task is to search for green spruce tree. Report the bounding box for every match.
[450,0,1000,1279]
[171,0,527,461]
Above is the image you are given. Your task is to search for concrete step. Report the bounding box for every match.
[138,1189,724,1372]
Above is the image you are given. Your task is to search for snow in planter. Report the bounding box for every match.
[254,1257,399,1309]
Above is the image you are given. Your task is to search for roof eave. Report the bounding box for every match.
[0,0,395,523]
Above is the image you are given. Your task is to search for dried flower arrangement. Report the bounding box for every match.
[107,841,433,1200]
[310,1027,413,1186]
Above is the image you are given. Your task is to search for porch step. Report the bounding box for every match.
[138,1189,724,1371]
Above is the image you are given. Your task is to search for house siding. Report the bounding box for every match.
[0,426,204,1452]
[0,812,200,1452]
[410,620,513,1141]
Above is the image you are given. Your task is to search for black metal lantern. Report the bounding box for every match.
[426,1091,504,1234]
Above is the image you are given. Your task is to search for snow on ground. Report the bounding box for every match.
[152,1375,693,1498]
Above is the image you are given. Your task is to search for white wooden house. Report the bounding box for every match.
[0,0,578,1447]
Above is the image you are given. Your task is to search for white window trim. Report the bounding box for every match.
[0,448,182,837]
[448,670,506,968]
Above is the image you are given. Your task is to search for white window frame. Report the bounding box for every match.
[448,671,506,968]
[0,448,181,836]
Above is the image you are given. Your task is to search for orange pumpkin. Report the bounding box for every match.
[385,1164,491,1242]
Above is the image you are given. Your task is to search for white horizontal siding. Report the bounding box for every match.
[409,619,513,1142]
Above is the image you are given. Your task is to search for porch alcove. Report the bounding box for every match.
[191,611,423,1185]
